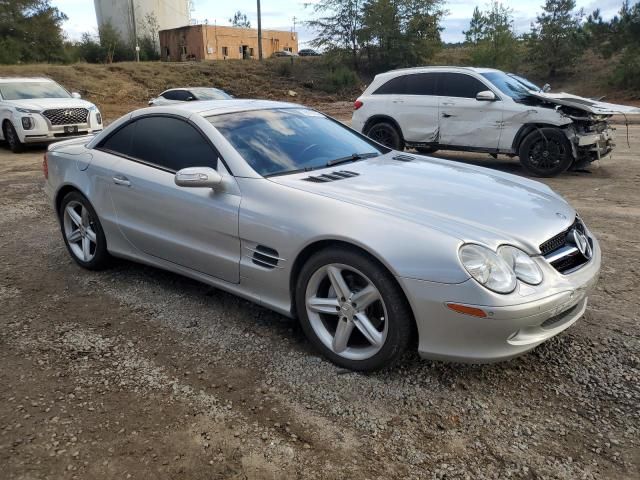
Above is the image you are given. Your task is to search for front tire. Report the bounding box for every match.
[519,127,573,177]
[3,121,25,153]
[296,247,414,371]
[365,121,405,150]
[59,192,110,270]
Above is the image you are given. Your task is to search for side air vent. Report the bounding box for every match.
[250,245,283,270]
[303,170,359,183]
[393,154,416,162]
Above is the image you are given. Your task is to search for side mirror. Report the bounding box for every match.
[71,92,82,99]
[542,83,551,93]
[175,167,222,188]
[186,96,195,101]
[476,90,497,101]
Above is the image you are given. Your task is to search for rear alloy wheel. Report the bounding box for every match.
[366,122,404,150]
[519,127,573,177]
[296,248,413,371]
[4,122,25,153]
[60,192,110,270]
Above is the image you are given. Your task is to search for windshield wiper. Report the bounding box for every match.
[326,152,379,167]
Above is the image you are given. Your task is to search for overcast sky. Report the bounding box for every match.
[53,0,625,45]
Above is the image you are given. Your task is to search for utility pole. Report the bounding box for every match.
[257,0,263,60]
[292,16,297,33]
[130,0,140,62]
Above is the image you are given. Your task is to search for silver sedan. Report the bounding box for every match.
[44,100,601,371]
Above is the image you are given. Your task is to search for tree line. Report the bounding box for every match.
[0,0,638,90]
[308,0,640,89]
[0,0,159,64]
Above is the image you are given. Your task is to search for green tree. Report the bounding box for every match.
[0,0,68,64]
[526,0,584,78]
[229,10,251,28]
[584,1,640,89]
[463,2,520,69]
[464,6,486,45]
[359,0,444,70]
[307,0,364,68]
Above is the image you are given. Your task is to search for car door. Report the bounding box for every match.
[390,73,440,144]
[436,72,504,149]
[98,115,241,283]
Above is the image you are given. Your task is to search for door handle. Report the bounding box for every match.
[442,102,455,106]
[113,175,131,187]
[442,113,453,118]
[392,100,404,104]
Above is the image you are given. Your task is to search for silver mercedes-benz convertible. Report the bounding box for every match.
[44,100,601,371]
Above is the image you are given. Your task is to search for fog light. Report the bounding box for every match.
[96,112,102,124]
[22,117,34,130]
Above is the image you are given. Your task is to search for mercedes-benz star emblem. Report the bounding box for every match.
[572,229,593,259]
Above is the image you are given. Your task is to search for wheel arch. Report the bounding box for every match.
[512,123,569,153]
[55,184,89,219]
[362,115,404,140]
[288,239,417,334]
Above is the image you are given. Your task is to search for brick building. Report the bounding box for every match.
[159,25,298,61]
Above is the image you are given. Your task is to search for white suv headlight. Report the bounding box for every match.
[459,244,517,294]
[498,245,543,285]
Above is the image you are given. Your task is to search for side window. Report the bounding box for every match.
[129,116,218,172]
[373,75,407,95]
[404,73,437,96]
[437,73,488,98]
[100,122,136,156]
[163,90,192,101]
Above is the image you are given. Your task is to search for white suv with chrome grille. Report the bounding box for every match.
[0,77,103,153]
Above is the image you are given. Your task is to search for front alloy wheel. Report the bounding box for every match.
[519,127,573,177]
[296,248,414,371]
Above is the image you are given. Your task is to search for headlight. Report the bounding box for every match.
[498,245,543,285]
[459,244,517,294]
[88,105,98,111]
[16,107,40,114]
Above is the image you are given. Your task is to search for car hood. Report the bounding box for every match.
[269,154,576,254]
[527,91,640,115]
[9,98,96,111]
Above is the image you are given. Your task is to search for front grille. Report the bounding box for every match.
[541,217,591,274]
[43,108,89,126]
[539,217,587,255]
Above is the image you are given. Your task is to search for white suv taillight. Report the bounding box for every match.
[354,100,363,110]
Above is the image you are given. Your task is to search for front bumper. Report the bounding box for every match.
[15,111,103,144]
[575,127,615,160]
[398,238,601,363]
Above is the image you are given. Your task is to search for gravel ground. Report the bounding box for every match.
[0,116,639,479]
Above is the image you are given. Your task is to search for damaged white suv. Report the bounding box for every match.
[0,77,103,153]
[353,67,639,177]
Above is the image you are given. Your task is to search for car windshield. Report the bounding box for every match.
[0,81,71,100]
[208,108,383,176]
[191,88,232,100]
[481,72,536,100]
[508,74,542,92]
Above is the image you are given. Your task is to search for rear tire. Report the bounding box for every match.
[59,192,111,270]
[296,247,414,372]
[365,121,405,151]
[519,127,573,177]
[4,121,25,153]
